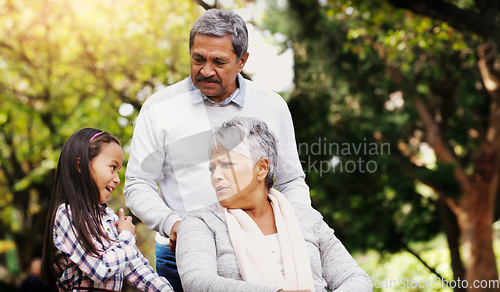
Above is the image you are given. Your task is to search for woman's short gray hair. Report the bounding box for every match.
[208,117,278,189]
[189,9,248,60]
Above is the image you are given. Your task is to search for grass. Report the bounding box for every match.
[356,232,500,291]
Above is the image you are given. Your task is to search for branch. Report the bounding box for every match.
[192,0,217,10]
[414,97,457,164]
[478,41,500,104]
[401,241,450,282]
[389,0,500,47]
[474,0,500,20]
[0,41,14,50]
[414,97,466,212]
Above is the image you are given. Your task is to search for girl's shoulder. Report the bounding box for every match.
[55,203,70,217]
[53,204,76,237]
[54,203,73,225]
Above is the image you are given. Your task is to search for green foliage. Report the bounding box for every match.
[0,0,202,281]
[416,163,460,198]
[261,0,490,256]
[361,239,454,291]
[360,233,500,291]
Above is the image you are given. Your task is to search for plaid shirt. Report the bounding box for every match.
[53,204,173,291]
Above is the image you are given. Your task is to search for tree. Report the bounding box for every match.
[387,0,500,288]
[0,0,200,286]
[262,0,499,289]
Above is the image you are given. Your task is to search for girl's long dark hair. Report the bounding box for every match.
[41,128,120,287]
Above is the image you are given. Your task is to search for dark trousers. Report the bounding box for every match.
[155,242,184,292]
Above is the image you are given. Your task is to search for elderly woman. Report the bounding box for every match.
[176,117,372,292]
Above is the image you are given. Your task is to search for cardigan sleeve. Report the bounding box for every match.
[176,215,281,292]
[316,220,373,291]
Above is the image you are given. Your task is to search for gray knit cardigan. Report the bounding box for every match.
[176,203,373,292]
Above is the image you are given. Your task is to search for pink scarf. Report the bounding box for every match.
[223,189,315,291]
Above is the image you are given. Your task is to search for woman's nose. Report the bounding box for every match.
[212,167,224,181]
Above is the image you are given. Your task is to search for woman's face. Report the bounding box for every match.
[90,142,123,204]
[209,150,259,209]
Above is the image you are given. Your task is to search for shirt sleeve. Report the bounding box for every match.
[273,103,311,206]
[316,220,373,291]
[53,206,138,283]
[123,248,174,292]
[123,103,182,237]
[176,216,281,292]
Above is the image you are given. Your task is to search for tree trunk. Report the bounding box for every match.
[453,157,499,291]
[439,200,466,291]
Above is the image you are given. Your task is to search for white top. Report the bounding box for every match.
[264,233,284,278]
[124,74,310,239]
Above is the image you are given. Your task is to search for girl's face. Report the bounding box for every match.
[90,142,123,204]
[209,150,259,209]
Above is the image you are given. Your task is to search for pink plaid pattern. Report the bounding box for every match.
[53,204,173,291]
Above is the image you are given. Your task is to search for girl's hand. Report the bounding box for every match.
[116,208,136,235]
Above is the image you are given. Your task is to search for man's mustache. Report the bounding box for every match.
[196,76,222,84]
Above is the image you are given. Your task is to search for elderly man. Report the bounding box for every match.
[124,9,310,292]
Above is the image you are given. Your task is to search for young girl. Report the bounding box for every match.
[41,128,173,292]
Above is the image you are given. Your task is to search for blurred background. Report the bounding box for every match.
[1,0,499,291]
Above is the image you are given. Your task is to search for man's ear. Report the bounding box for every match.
[237,52,249,72]
[255,158,269,182]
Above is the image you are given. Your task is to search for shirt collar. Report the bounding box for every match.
[189,74,246,107]
[98,204,115,222]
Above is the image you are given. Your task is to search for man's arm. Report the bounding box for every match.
[273,104,311,206]
[317,220,373,291]
[124,104,181,238]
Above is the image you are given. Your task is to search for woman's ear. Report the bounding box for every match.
[77,157,81,173]
[256,158,269,182]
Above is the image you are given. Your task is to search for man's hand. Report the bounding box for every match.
[169,220,182,252]
[116,208,136,235]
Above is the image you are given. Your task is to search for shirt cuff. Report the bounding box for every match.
[118,230,136,246]
[165,214,183,237]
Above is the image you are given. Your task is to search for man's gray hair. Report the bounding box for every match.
[189,9,248,60]
[208,117,278,189]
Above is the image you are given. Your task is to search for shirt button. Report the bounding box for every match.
[108,268,112,272]
[107,228,111,232]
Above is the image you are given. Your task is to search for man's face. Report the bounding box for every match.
[190,34,249,103]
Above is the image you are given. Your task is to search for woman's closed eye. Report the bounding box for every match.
[209,161,232,173]
[222,161,231,166]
